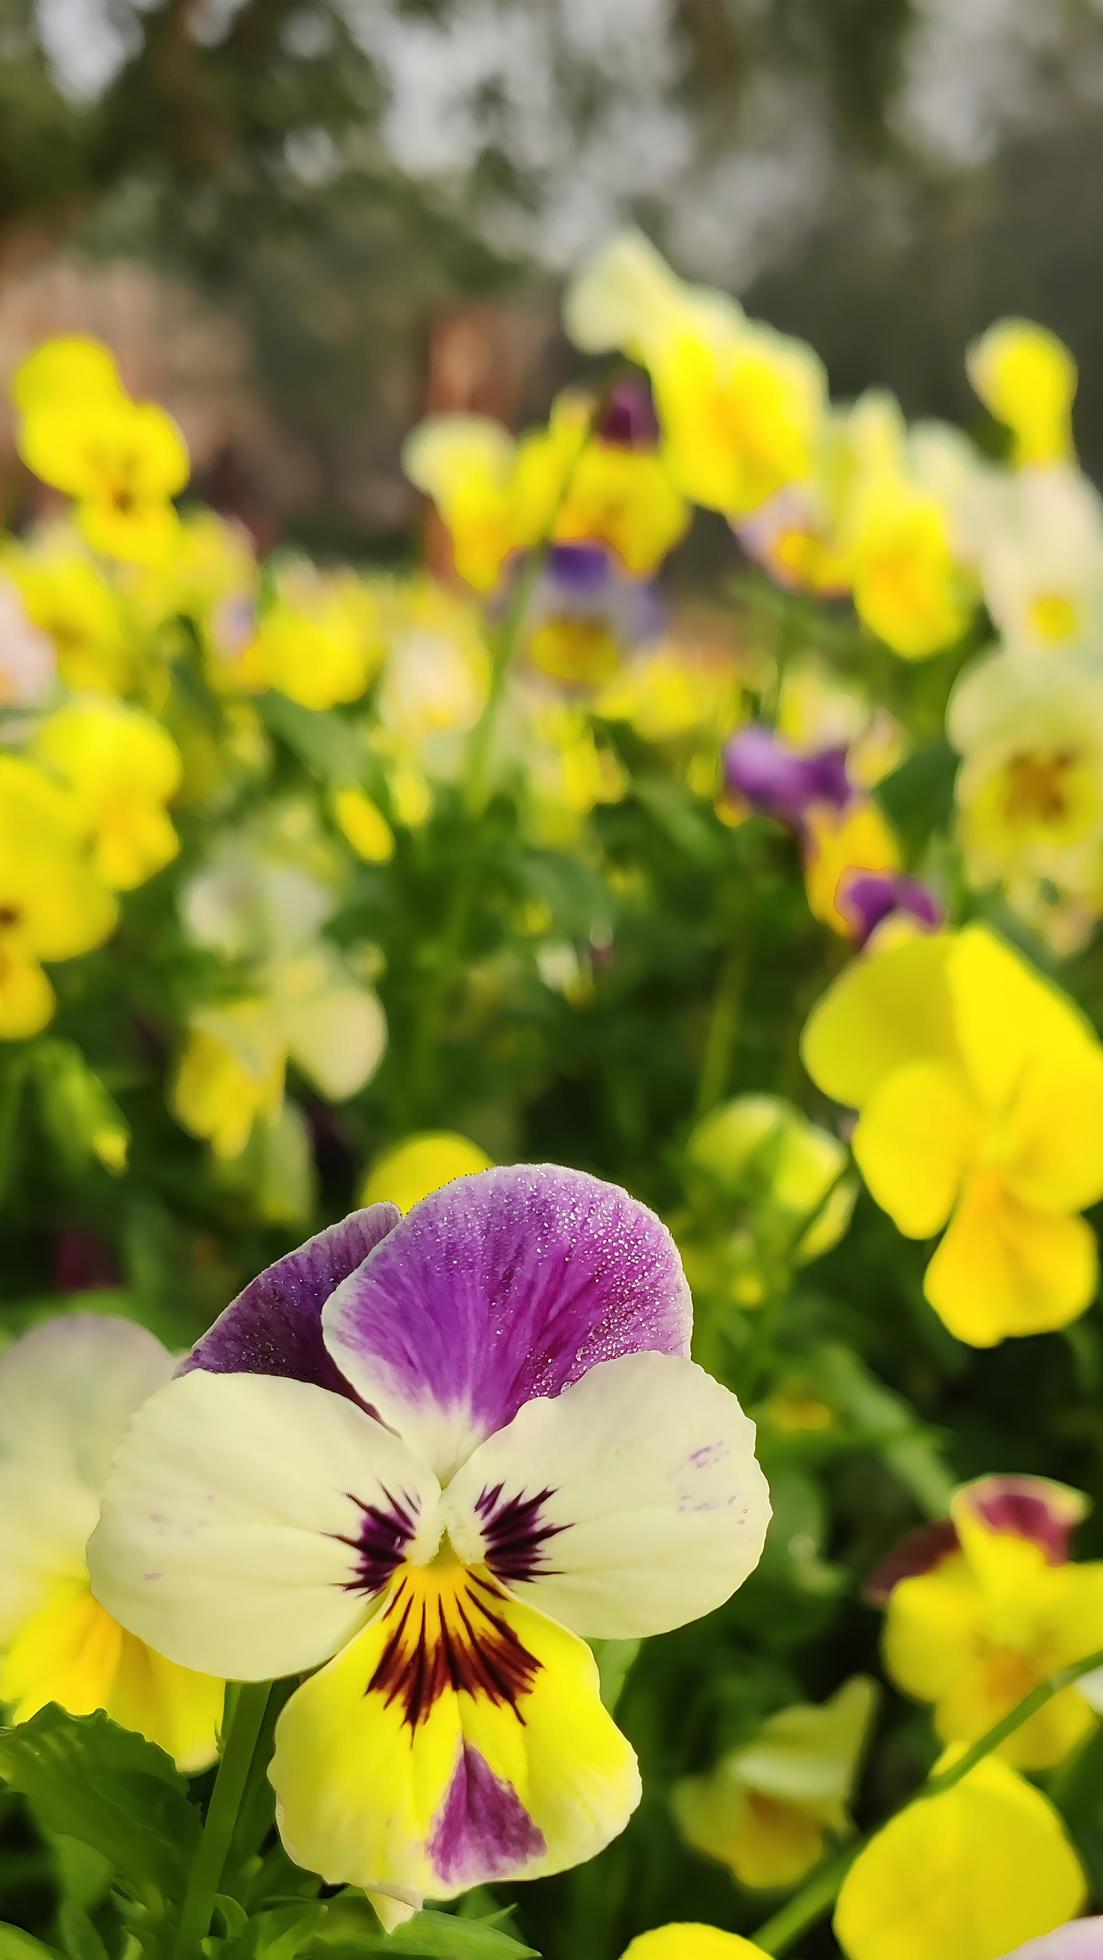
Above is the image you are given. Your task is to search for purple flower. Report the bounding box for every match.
[723,725,852,827]
[837,870,945,948]
[90,1165,770,1923]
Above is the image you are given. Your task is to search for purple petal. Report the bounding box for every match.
[960,1474,1086,1566]
[723,726,851,826]
[322,1165,692,1474]
[838,870,945,948]
[527,543,663,646]
[186,1206,400,1395]
[429,1743,546,1884]
[594,378,660,449]
[1003,1923,1103,1960]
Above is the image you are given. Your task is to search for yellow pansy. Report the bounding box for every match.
[174,842,387,1158]
[19,388,189,565]
[0,1315,222,1770]
[738,391,906,599]
[621,1931,768,1960]
[172,1002,287,1161]
[255,565,383,709]
[0,756,116,1040]
[948,650,1103,899]
[331,787,395,864]
[676,1677,876,1890]
[3,535,132,694]
[360,1132,493,1212]
[34,698,182,891]
[801,926,1103,1345]
[802,798,901,937]
[878,1476,1103,1770]
[650,311,825,522]
[513,391,688,575]
[568,230,825,521]
[564,227,732,364]
[846,473,976,658]
[403,416,519,591]
[834,1756,1086,1960]
[406,396,686,590]
[11,334,123,415]
[971,465,1103,653]
[967,320,1077,468]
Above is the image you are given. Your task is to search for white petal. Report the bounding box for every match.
[0,1315,174,1640]
[444,1353,771,1639]
[89,1371,442,1681]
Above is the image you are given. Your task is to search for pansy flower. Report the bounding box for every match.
[834,1754,1085,1960]
[0,1315,222,1769]
[90,1167,770,1921]
[870,1475,1103,1770]
[801,926,1103,1344]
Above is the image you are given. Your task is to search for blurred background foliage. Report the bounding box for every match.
[2,0,1103,549]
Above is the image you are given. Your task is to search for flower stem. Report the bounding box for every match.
[751,1644,1103,1955]
[172,1682,271,1960]
[694,938,747,1119]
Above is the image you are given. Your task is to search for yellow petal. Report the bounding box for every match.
[270,1558,639,1900]
[802,800,900,936]
[967,320,1077,468]
[621,1931,769,1960]
[925,1180,1097,1346]
[999,1048,1103,1214]
[800,931,960,1110]
[1,1579,221,1772]
[360,1133,493,1213]
[854,1060,980,1237]
[0,951,55,1040]
[883,1555,985,1706]
[332,788,395,864]
[946,927,1096,1115]
[834,1758,1086,1960]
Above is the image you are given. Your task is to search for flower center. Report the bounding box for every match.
[1002,749,1077,825]
[366,1549,541,1731]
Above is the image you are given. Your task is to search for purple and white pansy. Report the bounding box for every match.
[90,1165,770,1921]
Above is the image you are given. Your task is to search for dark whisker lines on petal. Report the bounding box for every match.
[475,1481,568,1582]
[364,1557,542,1729]
[332,1484,422,1594]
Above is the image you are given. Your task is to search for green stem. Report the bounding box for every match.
[694,939,747,1119]
[752,1644,1103,1955]
[172,1682,271,1960]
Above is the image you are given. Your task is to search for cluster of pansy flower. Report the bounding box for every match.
[1,235,1103,1960]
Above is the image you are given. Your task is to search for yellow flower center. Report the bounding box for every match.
[1027,591,1080,644]
[366,1547,541,1730]
[1002,750,1077,825]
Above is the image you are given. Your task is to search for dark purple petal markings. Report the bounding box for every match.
[429,1743,546,1885]
[475,1482,568,1584]
[185,1204,399,1398]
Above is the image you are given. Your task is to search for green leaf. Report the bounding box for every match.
[0,1706,200,1906]
[261,696,367,785]
[303,1904,539,1959]
[590,1637,641,1710]
[875,738,958,851]
[0,1930,63,1960]
[56,1905,109,1960]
